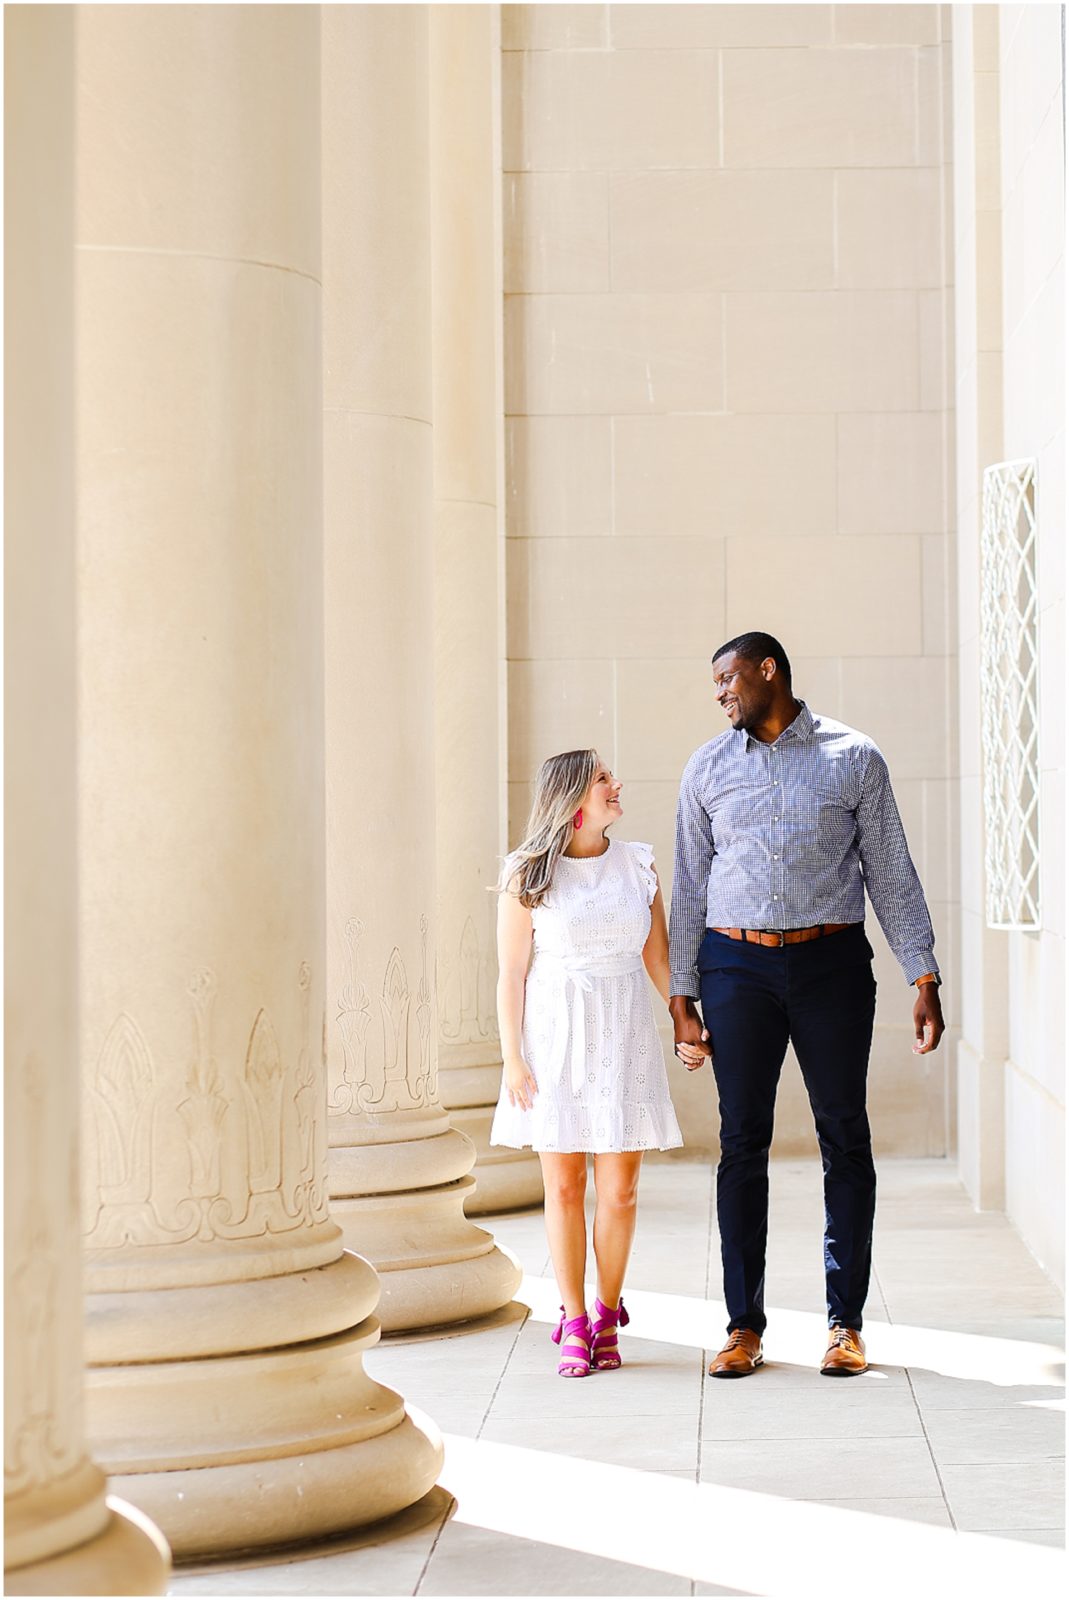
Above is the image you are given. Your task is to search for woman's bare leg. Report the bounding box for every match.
[592,1151,643,1309]
[539,1151,589,1318]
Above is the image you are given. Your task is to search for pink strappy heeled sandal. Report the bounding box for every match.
[590,1296,630,1370]
[551,1308,592,1377]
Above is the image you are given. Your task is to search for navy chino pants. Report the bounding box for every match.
[698,924,878,1336]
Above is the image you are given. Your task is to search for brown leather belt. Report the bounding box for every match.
[712,923,858,948]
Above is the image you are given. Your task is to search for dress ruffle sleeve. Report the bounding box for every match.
[627,840,658,906]
[498,849,524,895]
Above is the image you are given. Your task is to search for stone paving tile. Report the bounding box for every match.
[939,1316,1065,1342]
[890,1314,1065,1345]
[875,1231,1058,1267]
[371,1377,505,1409]
[940,1459,1067,1530]
[168,1491,449,1596]
[490,1362,701,1418]
[481,1410,700,1473]
[701,1385,923,1440]
[369,1333,519,1384]
[907,1371,1064,1410]
[922,1405,1066,1465]
[976,1528,1066,1547]
[366,1346,509,1387]
[417,1521,693,1596]
[759,1273,829,1307]
[699,1435,943,1499]
[401,1396,493,1436]
[880,1285,1064,1320]
[799,1495,954,1527]
[367,1345,493,1375]
[628,1247,711,1276]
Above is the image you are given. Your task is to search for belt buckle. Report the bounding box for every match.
[761,929,786,948]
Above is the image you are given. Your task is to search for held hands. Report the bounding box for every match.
[670,997,712,1072]
[912,984,945,1055]
[504,1053,538,1110]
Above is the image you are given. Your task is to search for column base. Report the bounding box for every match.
[114,1410,442,1562]
[332,1177,521,1333]
[5,1495,170,1597]
[447,1106,544,1215]
[85,1252,443,1559]
[330,1126,522,1332]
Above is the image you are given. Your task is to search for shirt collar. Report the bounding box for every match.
[742,700,814,750]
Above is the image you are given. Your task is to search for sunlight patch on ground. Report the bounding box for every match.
[517,1274,1065,1387]
[441,1433,1066,1597]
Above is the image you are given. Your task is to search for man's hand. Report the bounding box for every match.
[912,984,945,1055]
[670,995,711,1071]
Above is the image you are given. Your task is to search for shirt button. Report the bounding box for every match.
[774,854,779,860]
[773,894,779,899]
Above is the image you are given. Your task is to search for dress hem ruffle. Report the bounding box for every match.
[490,1098,684,1155]
[490,1136,685,1154]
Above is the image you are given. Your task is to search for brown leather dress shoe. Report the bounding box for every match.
[820,1326,868,1375]
[709,1328,763,1377]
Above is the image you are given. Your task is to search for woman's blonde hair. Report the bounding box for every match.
[499,748,600,909]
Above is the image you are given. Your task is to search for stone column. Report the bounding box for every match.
[5,9,169,1594]
[76,5,440,1559]
[322,3,521,1329]
[429,5,542,1215]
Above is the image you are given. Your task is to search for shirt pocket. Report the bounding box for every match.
[805,776,858,851]
[711,780,772,839]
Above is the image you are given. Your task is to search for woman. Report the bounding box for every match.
[491,749,703,1377]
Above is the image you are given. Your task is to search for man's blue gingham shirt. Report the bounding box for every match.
[669,701,939,998]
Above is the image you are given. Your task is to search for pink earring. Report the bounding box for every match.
[573,809,583,830]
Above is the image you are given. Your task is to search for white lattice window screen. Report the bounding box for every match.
[980,458,1040,930]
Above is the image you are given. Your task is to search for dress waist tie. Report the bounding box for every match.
[528,952,645,1094]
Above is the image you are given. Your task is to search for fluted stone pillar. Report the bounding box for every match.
[5,10,170,1594]
[323,3,521,1330]
[429,5,542,1215]
[75,5,440,1558]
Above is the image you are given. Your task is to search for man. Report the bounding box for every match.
[669,631,944,1378]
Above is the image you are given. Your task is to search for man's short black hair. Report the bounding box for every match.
[712,631,792,686]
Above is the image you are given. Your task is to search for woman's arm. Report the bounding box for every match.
[496,887,537,1110]
[642,870,672,1005]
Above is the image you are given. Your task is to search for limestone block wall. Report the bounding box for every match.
[954,3,1064,1286]
[502,2,959,1156]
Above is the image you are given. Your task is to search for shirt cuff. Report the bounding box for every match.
[902,951,940,986]
[670,973,701,1000]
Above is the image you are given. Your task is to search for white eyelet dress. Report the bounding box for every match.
[490,838,684,1154]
